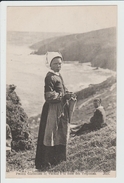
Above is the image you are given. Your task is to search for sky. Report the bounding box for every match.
[7,6,117,33]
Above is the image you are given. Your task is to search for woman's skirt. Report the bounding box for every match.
[35,102,66,169]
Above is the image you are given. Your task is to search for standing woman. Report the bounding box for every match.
[35,52,76,169]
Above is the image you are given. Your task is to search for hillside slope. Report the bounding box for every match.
[32,27,116,71]
[49,76,116,172]
[6,76,116,173]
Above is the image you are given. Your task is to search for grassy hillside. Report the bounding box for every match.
[32,27,116,71]
[6,76,116,173]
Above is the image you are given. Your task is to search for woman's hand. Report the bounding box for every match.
[64,92,77,100]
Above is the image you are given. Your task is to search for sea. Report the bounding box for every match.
[6,44,115,117]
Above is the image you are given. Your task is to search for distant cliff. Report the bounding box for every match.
[31,27,116,71]
[7,31,68,46]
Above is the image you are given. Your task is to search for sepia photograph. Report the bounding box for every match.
[3,4,118,179]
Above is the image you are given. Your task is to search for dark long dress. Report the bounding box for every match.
[35,71,69,169]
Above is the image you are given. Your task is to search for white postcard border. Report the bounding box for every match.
[1,1,124,183]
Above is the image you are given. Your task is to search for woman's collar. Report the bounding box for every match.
[94,105,103,112]
[50,70,60,76]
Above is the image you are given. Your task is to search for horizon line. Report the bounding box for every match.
[7,26,116,34]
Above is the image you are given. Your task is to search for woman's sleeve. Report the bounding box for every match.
[44,75,63,103]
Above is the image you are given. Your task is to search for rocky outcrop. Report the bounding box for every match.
[6,84,33,151]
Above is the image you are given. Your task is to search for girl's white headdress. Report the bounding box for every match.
[46,52,63,68]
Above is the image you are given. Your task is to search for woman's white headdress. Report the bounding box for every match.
[46,52,63,68]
